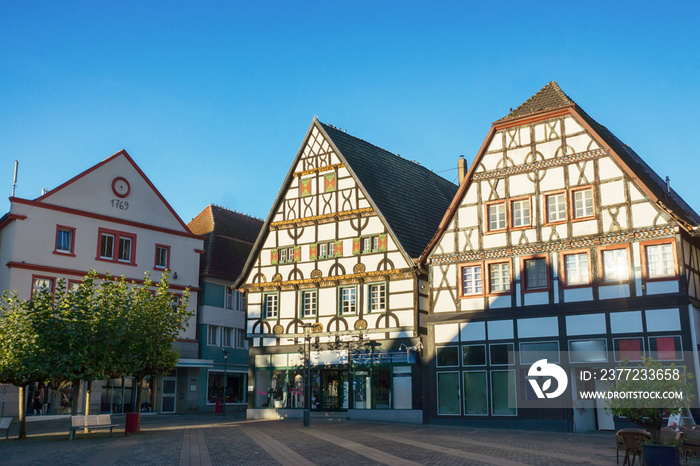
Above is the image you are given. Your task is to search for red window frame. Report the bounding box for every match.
[640,239,678,282]
[559,249,592,288]
[570,186,595,222]
[459,262,485,298]
[521,254,550,293]
[154,244,171,271]
[54,225,76,256]
[96,227,137,266]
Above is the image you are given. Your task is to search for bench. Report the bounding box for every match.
[69,414,118,440]
[0,417,12,439]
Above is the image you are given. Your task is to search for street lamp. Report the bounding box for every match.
[302,324,312,427]
[222,349,229,416]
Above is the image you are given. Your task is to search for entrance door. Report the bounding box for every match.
[161,377,177,413]
[314,370,348,411]
[594,379,615,430]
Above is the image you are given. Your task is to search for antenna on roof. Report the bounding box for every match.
[666,176,671,193]
[12,160,18,197]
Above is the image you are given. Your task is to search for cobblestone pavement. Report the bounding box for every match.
[1,414,698,465]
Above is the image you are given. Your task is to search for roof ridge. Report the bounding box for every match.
[498,81,575,121]
[209,203,265,222]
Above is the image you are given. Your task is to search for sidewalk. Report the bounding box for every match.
[0,413,691,465]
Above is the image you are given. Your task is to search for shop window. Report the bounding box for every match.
[255,370,271,408]
[601,248,629,282]
[372,366,391,409]
[510,198,531,228]
[263,293,279,319]
[463,371,488,415]
[354,370,371,409]
[648,336,682,361]
[207,371,246,404]
[461,264,483,296]
[488,262,510,294]
[644,242,676,279]
[563,252,589,286]
[436,346,459,367]
[437,372,460,415]
[523,257,548,290]
[545,192,566,223]
[486,202,506,232]
[462,344,486,366]
[491,370,517,416]
[572,187,594,219]
[301,290,317,318]
[520,341,560,364]
[392,367,412,409]
[613,337,644,362]
[568,339,608,363]
[489,343,514,366]
[368,283,386,312]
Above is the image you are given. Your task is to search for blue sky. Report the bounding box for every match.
[2,1,699,225]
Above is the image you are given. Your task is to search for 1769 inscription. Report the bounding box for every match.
[111,198,129,210]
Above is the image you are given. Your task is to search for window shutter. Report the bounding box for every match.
[271,249,278,265]
[309,244,318,261]
[294,246,301,262]
[335,240,343,257]
[378,234,387,252]
[352,238,361,255]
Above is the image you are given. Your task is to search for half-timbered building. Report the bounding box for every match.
[236,118,457,423]
[422,82,700,431]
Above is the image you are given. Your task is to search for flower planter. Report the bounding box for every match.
[642,444,679,466]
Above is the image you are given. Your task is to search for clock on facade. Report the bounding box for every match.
[112,177,130,198]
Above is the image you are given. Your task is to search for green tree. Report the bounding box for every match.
[606,356,695,443]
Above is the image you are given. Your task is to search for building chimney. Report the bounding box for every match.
[458,155,468,185]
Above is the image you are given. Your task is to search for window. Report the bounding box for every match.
[236,329,247,348]
[523,257,548,290]
[601,248,629,282]
[545,192,567,223]
[648,336,682,361]
[572,187,594,219]
[563,252,589,286]
[353,235,386,255]
[490,343,514,366]
[644,242,675,279]
[436,346,459,367]
[510,198,531,228]
[362,237,371,253]
[154,244,170,270]
[207,371,246,404]
[368,283,386,312]
[520,341,560,364]
[263,294,278,319]
[487,202,506,232]
[491,371,516,416]
[97,228,136,265]
[461,264,483,296]
[613,337,644,362]
[488,262,510,294]
[328,242,336,257]
[222,327,233,347]
[208,325,218,346]
[568,339,608,363]
[319,243,328,259]
[463,371,488,415]
[225,287,235,310]
[339,287,356,315]
[32,276,54,296]
[279,248,287,263]
[301,290,317,318]
[372,236,379,251]
[462,345,486,366]
[55,226,75,254]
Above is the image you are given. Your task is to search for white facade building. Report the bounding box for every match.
[0,150,203,415]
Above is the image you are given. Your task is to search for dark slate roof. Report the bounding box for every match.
[320,123,459,258]
[500,82,700,228]
[188,205,264,281]
[498,81,575,121]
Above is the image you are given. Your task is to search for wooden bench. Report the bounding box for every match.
[69,414,118,440]
[0,417,12,439]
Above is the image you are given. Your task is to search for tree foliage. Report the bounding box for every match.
[606,356,695,444]
[0,269,191,438]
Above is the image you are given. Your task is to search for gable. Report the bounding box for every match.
[36,151,190,232]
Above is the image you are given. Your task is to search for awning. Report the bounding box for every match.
[176,358,214,368]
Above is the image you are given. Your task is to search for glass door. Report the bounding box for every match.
[161,376,177,413]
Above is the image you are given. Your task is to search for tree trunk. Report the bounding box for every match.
[18,385,27,439]
[134,377,143,432]
[70,379,81,415]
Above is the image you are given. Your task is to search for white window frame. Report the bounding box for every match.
[368,283,386,312]
[563,252,589,286]
[339,286,357,315]
[263,293,279,319]
[56,227,73,253]
[222,327,233,347]
[602,248,629,282]
[319,242,328,259]
[488,262,510,294]
[487,202,506,231]
[461,264,483,296]
[208,325,219,346]
[545,192,566,223]
[510,198,531,228]
[301,290,317,318]
[155,245,168,269]
[572,187,594,219]
[645,243,675,278]
[100,233,115,259]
